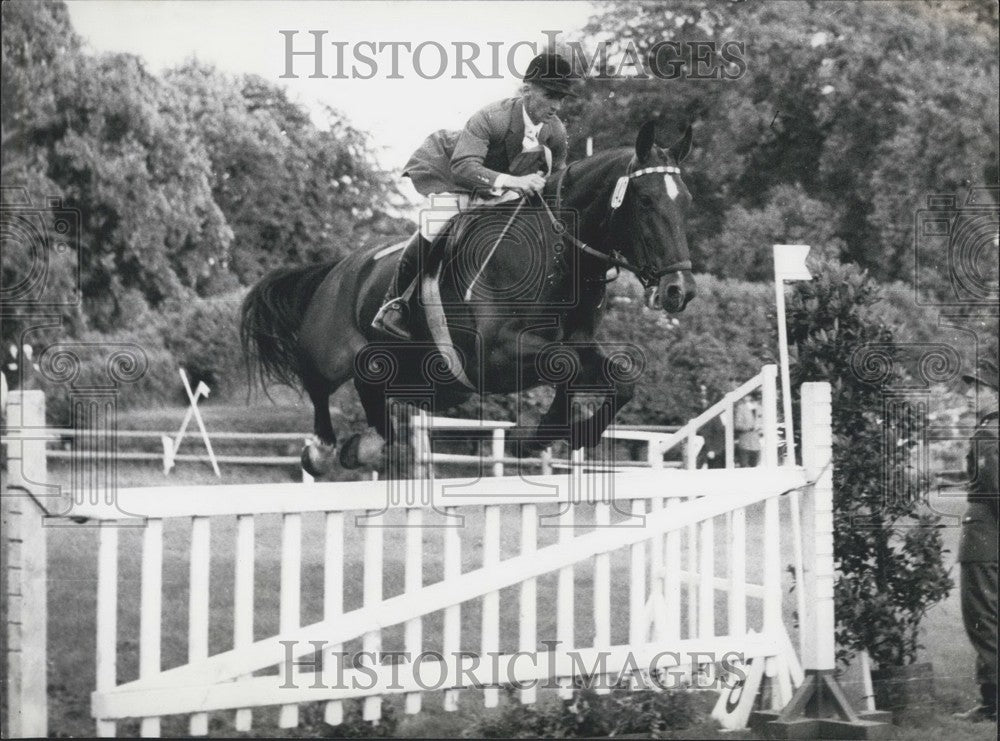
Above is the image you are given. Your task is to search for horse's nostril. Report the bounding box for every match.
[661,285,686,313]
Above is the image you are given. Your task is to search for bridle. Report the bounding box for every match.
[544,160,692,288]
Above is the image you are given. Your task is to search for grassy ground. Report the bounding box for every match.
[38,402,998,739]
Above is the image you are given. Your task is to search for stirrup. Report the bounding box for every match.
[371,297,411,338]
[374,296,406,319]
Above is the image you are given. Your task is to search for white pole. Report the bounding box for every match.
[799,382,836,672]
[860,650,876,711]
[772,246,813,663]
[772,245,812,467]
[773,278,796,467]
[3,391,48,737]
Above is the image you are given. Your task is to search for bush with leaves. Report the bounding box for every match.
[598,272,774,425]
[787,259,953,667]
[294,698,397,738]
[463,686,696,739]
[31,325,179,425]
[153,292,245,399]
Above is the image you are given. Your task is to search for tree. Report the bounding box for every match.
[700,184,845,281]
[3,1,403,338]
[2,0,86,342]
[166,63,399,286]
[566,1,998,287]
[3,1,231,329]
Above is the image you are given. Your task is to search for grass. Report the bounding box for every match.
[37,402,999,739]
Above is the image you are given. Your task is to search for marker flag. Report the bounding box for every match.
[773,244,812,282]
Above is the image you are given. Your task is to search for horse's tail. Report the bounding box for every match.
[239,261,340,392]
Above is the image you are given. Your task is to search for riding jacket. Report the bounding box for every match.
[403,97,568,197]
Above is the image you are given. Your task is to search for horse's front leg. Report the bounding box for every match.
[565,344,637,450]
[508,381,571,457]
[510,342,637,456]
[339,374,392,469]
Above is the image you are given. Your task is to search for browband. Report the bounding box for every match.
[628,165,681,178]
[610,165,682,210]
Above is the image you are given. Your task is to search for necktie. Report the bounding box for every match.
[523,125,539,151]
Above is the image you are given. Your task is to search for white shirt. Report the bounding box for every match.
[521,105,543,151]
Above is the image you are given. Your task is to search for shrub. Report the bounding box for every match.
[463,686,696,739]
[153,291,245,399]
[787,259,953,667]
[297,698,398,737]
[26,323,177,425]
[599,272,774,424]
[28,291,248,422]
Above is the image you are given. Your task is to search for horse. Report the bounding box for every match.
[240,120,697,476]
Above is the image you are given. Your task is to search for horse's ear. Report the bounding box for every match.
[668,124,693,164]
[635,120,656,162]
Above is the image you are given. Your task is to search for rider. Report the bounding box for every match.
[372,51,577,339]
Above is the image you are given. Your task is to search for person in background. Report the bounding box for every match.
[954,352,998,723]
[733,394,761,467]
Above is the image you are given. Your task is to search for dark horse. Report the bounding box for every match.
[241,121,696,476]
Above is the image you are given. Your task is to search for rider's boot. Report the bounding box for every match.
[371,231,428,339]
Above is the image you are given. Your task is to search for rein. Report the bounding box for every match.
[545,163,691,287]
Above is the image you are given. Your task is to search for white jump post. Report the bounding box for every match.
[2,390,48,738]
[751,382,890,738]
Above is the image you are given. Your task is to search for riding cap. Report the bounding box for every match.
[523,52,578,97]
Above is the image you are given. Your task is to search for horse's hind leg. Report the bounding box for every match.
[339,375,392,469]
[301,371,343,478]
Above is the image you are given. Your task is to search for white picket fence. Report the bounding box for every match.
[2,376,848,738]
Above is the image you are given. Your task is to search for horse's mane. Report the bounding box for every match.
[548,147,635,203]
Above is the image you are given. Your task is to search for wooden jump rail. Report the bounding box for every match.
[36,423,688,474]
[415,367,778,477]
[2,384,890,739]
[37,430,310,441]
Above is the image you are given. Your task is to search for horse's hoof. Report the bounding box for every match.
[356,430,386,466]
[339,431,386,469]
[302,438,337,477]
